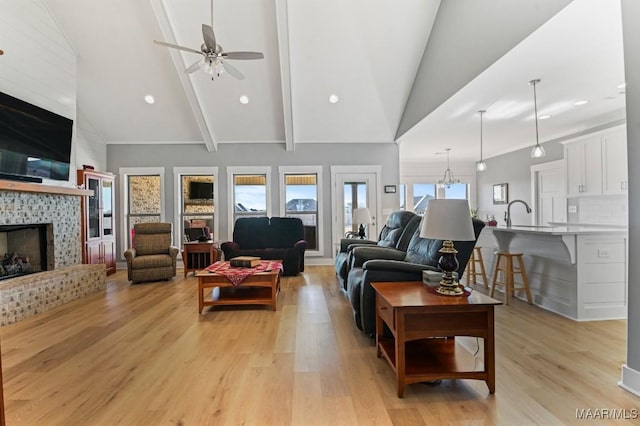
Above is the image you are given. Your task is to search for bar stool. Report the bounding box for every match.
[465,246,489,288]
[490,252,532,305]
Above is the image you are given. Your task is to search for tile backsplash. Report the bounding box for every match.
[567,195,628,225]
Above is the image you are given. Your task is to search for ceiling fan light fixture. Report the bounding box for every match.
[529,79,546,159]
[144,94,155,104]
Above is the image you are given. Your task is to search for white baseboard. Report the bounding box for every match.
[304,257,334,266]
[619,364,640,397]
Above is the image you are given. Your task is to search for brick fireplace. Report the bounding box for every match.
[0,182,106,326]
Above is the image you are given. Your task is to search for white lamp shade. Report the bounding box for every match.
[420,199,475,241]
[352,208,372,225]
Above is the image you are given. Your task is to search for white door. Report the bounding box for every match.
[331,167,380,257]
[532,160,566,226]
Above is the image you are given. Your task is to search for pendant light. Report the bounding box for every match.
[476,109,487,171]
[529,79,546,158]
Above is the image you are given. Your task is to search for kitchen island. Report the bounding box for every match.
[476,225,627,321]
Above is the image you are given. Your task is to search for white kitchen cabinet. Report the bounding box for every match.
[565,137,602,197]
[602,130,628,194]
[563,125,627,197]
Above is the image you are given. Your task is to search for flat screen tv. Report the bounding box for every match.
[0,91,74,182]
[189,181,213,199]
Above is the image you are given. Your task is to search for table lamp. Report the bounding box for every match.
[352,208,372,239]
[420,199,475,295]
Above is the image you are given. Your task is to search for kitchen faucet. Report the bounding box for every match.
[505,199,532,228]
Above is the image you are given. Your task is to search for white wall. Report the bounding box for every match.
[0,0,105,185]
[621,0,640,396]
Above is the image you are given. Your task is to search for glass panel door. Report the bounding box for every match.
[102,179,113,236]
[87,176,100,238]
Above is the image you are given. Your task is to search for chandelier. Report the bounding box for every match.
[438,148,460,188]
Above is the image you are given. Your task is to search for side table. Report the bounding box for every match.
[371,281,501,397]
[182,241,220,277]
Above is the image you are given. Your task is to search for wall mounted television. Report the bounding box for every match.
[0,91,74,183]
[189,181,213,199]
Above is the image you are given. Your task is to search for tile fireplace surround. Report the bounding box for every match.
[0,182,106,326]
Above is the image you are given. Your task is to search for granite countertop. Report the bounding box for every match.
[485,224,628,235]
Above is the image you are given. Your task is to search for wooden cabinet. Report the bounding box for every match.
[78,169,116,275]
[602,130,628,194]
[565,137,602,197]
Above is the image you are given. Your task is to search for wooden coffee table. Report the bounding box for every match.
[195,266,281,313]
[371,281,501,397]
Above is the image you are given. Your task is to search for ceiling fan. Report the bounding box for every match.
[153,2,263,80]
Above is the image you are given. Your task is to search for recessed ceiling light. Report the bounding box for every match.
[573,100,588,106]
[539,115,551,120]
[239,95,249,104]
[617,82,626,89]
[329,94,339,104]
[144,94,155,104]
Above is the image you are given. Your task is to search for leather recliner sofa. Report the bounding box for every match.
[346,217,486,335]
[334,210,418,290]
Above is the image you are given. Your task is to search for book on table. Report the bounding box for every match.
[230,256,261,267]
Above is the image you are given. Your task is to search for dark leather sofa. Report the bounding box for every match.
[346,217,485,335]
[334,210,417,290]
[221,217,308,276]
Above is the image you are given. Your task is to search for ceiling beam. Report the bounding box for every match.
[275,0,294,151]
[150,0,218,152]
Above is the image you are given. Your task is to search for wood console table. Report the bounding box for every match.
[182,241,220,277]
[371,281,501,398]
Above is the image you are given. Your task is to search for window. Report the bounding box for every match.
[174,167,218,244]
[119,167,166,251]
[408,182,469,214]
[279,166,323,254]
[227,166,271,238]
[399,184,406,210]
[343,182,368,235]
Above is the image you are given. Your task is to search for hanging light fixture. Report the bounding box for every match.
[529,79,546,158]
[476,109,487,171]
[438,148,460,188]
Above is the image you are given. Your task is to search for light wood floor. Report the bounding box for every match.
[1,266,638,425]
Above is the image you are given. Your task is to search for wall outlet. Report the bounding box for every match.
[597,248,610,258]
[568,205,578,213]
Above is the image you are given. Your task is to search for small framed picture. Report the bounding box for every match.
[493,183,508,204]
[384,185,397,194]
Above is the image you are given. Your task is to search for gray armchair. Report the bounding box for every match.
[334,211,417,290]
[346,218,486,335]
[124,222,179,283]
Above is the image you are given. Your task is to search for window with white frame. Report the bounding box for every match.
[407,182,469,214]
[173,167,218,244]
[279,166,323,254]
[119,167,166,251]
[227,166,271,236]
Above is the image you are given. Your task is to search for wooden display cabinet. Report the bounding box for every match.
[78,169,116,275]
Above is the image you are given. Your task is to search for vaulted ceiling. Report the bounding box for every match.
[42,0,625,163]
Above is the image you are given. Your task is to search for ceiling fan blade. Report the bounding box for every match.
[154,40,202,55]
[202,24,217,52]
[221,61,245,80]
[185,59,202,74]
[221,51,264,60]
